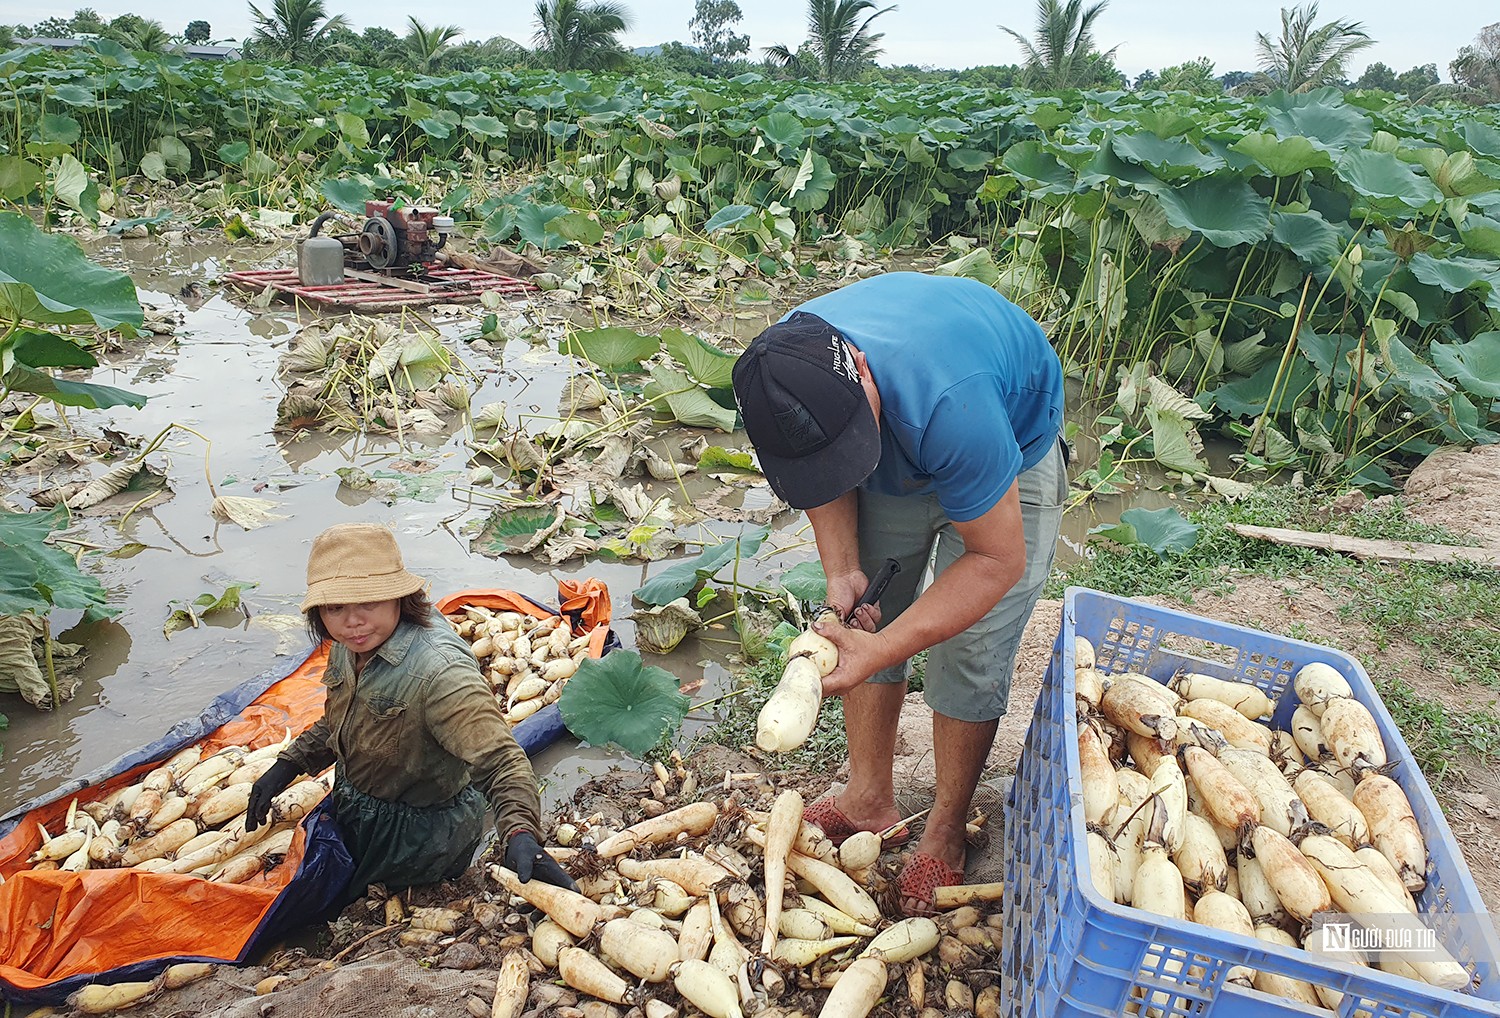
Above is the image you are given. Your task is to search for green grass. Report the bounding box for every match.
[1051,485,1500,781]
[1374,677,1500,787]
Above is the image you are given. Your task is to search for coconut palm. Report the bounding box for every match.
[999,0,1118,90]
[764,0,896,81]
[1253,3,1374,93]
[107,17,173,53]
[532,0,634,71]
[403,16,463,73]
[1451,24,1500,104]
[247,0,351,65]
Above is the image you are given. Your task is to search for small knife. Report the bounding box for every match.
[845,558,901,626]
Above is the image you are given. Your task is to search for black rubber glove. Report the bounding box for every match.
[504,830,577,891]
[245,759,301,832]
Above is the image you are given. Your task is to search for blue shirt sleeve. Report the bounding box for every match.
[918,375,1023,523]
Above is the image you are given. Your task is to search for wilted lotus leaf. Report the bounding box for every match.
[631,597,703,655]
[608,482,666,523]
[283,325,338,373]
[540,418,593,444]
[560,375,609,415]
[1206,475,1255,500]
[591,435,632,477]
[469,465,495,486]
[437,380,471,412]
[276,393,325,429]
[502,434,547,472]
[366,330,452,391]
[65,460,156,510]
[540,528,597,565]
[472,401,508,436]
[638,446,696,481]
[680,435,710,462]
[396,408,447,434]
[211,495,288,531]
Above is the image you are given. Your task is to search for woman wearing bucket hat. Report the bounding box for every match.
[244,523,575,899]
[731,272,1068,916]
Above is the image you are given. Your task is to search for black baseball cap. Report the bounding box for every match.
[731,311,881,509]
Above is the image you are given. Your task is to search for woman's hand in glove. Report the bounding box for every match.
[245,759,301,832]
[504,830,578,890]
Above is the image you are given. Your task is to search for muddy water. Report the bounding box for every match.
[0,234,1178,814]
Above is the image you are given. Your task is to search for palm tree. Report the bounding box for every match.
[1451,23,1500,104]
[998,0,1118,90]
[403,16,463,73]
[107,17,172,53]
[764,0,896,81]
[532,0,634,71]
[1253,3,1374,93]
[247,0,351,65]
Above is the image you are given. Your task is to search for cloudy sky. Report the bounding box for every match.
[17,0,1485,78]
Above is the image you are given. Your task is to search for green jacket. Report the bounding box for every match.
[281,613,541,845]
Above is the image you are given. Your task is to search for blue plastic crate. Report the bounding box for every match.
[1001,587,1500,1018]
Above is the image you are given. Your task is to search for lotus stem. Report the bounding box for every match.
[1248,273,1314,456]
[41,615,59,711]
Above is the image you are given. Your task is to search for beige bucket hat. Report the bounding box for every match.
[301,523,425,612]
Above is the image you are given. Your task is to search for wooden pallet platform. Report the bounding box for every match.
[222,266,537,312]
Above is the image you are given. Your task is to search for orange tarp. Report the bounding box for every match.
[0,645,330,990]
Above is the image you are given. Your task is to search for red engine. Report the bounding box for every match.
[355,200,456,271]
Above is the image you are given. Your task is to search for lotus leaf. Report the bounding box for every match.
[472,506,563,557]
[561,326,660,374]
[558,651,690,756]
[1001,142,1078,196]
[780,560,827,603]
[1336,150,1442,209]
[0,211,141,330]
[662,328,737,389]
[1460,217,1500,260]
[1272,210,1344,268]
[164,583,252,638]
[697,447,759,474]
[634,524,770,606]
[1110,133,1223,179]
[647,365,739,432]
[1089,507,1201,559]
[1155,178,1270,248]
[1431,332,1500,399]
[1228,133,1332,178]
[1260,90,1372,154]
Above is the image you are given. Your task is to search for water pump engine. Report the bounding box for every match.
[297,200,457,285]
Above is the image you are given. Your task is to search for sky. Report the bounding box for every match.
[14,0,1487,79]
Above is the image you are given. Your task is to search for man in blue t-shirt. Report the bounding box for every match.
[732,271,1067,916]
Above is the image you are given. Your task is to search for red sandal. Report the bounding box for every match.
[897,851,964,917]
[804,796,911,849]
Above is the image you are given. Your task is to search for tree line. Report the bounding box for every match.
[3,0,1497,103]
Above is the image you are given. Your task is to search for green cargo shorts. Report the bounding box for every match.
[858,437,1067,723]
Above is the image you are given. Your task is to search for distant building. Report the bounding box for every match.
[19,37,243,60]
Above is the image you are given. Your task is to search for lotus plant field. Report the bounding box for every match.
[5,45,1500,487]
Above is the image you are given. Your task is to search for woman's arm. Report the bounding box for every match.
[424,659,543,844]
[279,715,335,775]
